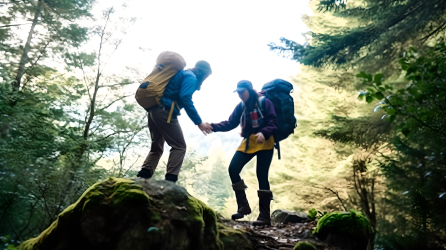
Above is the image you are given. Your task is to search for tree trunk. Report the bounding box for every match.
[14,0,43,91]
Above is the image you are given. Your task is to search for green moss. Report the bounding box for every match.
[217,223,252,250]
[312,209,373,240]
[187,196,208,224]
[18,178,234,250]
[294,241,317,250]
[186,196,225,249]
[18,178,150,250]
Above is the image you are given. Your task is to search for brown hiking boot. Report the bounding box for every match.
[252,190,273,226]
[231,180,251,220]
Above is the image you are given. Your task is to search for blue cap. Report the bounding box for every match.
[195,60,212,74]
[234,80,253,93]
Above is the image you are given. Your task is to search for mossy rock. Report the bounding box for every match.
[294,241,317,250]
[18,177,224,250]
[217,223,253,250]
[312,209,373,250]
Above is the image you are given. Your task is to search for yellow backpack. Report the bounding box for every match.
[135,51,186,122]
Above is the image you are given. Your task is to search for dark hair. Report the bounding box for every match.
[244,88,259,112]
[189,68,209,90]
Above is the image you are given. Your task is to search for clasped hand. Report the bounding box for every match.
[198,122,213,135]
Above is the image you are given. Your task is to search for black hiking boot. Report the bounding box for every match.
[165,173,178,183]
[231,180,251,220]
[252,190,273,227]
[137,168,152,179]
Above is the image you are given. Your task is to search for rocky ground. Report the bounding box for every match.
[219,219,341,250]
[18,178,359,250]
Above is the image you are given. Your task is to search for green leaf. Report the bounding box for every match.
[388,114,397,122]
[374,73,384,85]
[408,87,418,95]
[309,208,317,219]
[402,128,410,137]
[367,74,373,82]
[374,92,384,99]
[406,106,417,112]
[400,61,409,71]
[7,244,17,250]
[356,71,368,79]
[366,96,374,103]
[358,91,367,100]
[386,108,396,115]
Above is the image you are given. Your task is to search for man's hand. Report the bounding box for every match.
[255,132,265,143]
[198,122,213,135]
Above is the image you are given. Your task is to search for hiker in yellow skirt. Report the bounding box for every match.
[210,80,278,226]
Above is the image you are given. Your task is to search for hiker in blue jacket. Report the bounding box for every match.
[137,61,213,182]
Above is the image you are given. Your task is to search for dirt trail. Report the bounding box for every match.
[220,219,341,250]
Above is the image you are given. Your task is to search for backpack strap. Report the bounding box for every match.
[276,140,281,160]
[258,96,266,110]
[167,101,181,123]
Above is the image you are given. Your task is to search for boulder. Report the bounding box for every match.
[18,177,247,250]
[312,209,373,250]
[217,223,253,250]
[271,209,308,224]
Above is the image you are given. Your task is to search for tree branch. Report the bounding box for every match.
[96,94,132,112]
[94,130,133,142]
[0,23,33,28]
[420,21,446,42]
[324,187,348,211]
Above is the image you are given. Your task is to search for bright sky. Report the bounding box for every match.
[94,0,311,156]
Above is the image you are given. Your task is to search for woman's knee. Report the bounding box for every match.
[228,163,239,177]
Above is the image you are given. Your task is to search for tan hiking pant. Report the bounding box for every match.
[142,106,186,176]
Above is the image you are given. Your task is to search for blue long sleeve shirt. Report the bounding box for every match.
[160,70,202,125]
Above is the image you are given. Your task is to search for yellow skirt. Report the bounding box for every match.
[237,134,275,154]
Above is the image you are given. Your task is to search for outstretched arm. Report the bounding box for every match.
[211,104,243,132]
[179,73,202,125]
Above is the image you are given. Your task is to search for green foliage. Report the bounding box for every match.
[308,208,317,220]
[1,235,17,250]
[308,208,328,221]
[293,241,317,250]
[191,157,233,212]
[0,0,95,90]
[269,0,446,69]
[357,44,446,140]
[357,44,446,249]
[0,2,144,244]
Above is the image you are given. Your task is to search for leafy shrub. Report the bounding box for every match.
[308,208,327,221]
[308,208,317,220]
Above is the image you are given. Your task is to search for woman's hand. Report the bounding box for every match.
[198,122,213,135]
[255,132,265,143]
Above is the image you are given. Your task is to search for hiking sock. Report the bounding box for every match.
[165,173,178,183]
[137,168,152,179]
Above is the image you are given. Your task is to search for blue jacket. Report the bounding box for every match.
[160,70,202,125]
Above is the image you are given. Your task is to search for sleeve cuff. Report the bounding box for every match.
[194,118,203,126]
